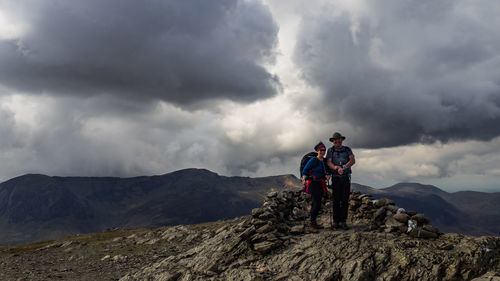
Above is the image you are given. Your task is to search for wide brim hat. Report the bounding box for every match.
[329,132,346,142]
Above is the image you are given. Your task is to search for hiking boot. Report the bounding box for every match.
[312,221,324,229]
[309,222,320,233]
[308,224,319,233]
[340,222,350,230]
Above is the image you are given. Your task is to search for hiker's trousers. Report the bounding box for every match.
[332,175,350,223]
[309,181,324,223]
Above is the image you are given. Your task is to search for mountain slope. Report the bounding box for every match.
[0,169,300,245]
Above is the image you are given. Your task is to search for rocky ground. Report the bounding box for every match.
[0,221,235,281]
[0,190,499,281]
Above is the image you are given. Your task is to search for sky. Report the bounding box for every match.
[0,0,499,192]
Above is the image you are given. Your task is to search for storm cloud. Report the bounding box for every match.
[294,0,500,148]
[0,0,279,105]
[0,0,499,192]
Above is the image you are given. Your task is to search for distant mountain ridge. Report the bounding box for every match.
[0,169,300,245]
[352,182,500,236]
[0,169,498,245]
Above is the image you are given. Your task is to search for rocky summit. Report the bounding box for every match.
[1,190,499,281]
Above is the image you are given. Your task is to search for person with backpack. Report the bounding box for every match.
[326,132,355,230]
[301,142,330,233]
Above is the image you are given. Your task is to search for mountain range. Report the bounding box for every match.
[0,168,498,245]
[0,169,299,245]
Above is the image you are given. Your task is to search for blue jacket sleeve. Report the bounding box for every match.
[302,158,316,177]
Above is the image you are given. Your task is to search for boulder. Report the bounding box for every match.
[375,198,395,207]
[385,216,405,228]
[423,225,440,234]
[411,214,430,224]
[373,207,386,222]
[408,228,438,239]
[393,213,409,224]
[406,210,417,216]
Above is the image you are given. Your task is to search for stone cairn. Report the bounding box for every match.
[233,190,309,254]
[349,191,442,239]
[233,189,442,255]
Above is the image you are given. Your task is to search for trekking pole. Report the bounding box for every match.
[329,177,334,229]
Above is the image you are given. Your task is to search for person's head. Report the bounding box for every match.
[329,132,346,148]
[314,142,326,157]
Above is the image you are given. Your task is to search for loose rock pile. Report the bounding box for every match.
[234,189,442,255]
[233,190,311,254]
[349,191,442,238]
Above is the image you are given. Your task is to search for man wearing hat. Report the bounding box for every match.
[326,132,355,230]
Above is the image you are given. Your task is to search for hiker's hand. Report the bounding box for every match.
[302,177,306,185]
[337,167,344,175]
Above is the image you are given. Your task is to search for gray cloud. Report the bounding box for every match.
[0,0,279,106]
[0,95,294,181]
[294,0,500,148]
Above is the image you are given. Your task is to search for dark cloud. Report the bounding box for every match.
[0,0,279,106]
[294,1,500,148]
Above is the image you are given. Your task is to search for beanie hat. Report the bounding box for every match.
[314,142,326,151]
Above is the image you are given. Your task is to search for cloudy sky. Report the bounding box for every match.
[1,0,499,192]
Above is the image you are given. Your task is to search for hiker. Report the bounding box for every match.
[302,142,330,233]
[326,132,355,230]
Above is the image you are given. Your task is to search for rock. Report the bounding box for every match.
[359,194,373,200]
[373,207,386,222]
[470,272,500,281]
[112,237,125,242]
[256,224,275,234]
[290,225,304,234]
[408,228,438,239]
[393,213,409,224]
[253,241,280,254]
[386,205,399,212]
[423,225,440,234]
[411,214,430,224]
[438,243,454,250]
[362,197,373,205]
[252,208,264,217]
[251,219,268,227]
[292,207,307,219]
[258,211,275,220]
[375,198,395,207]
[398,225,408,233]
[101,255,111,261]
[113,255,127,262]
[238,225,256,239]
[267,191,278,198]
[250,233,270,243]
[406,210,417,216]
[385,216,405,228]
[276,223,290,233]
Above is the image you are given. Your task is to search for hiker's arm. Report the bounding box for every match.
[302,159,314,184]
[346,155,355,169]
[327,158,340,172]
